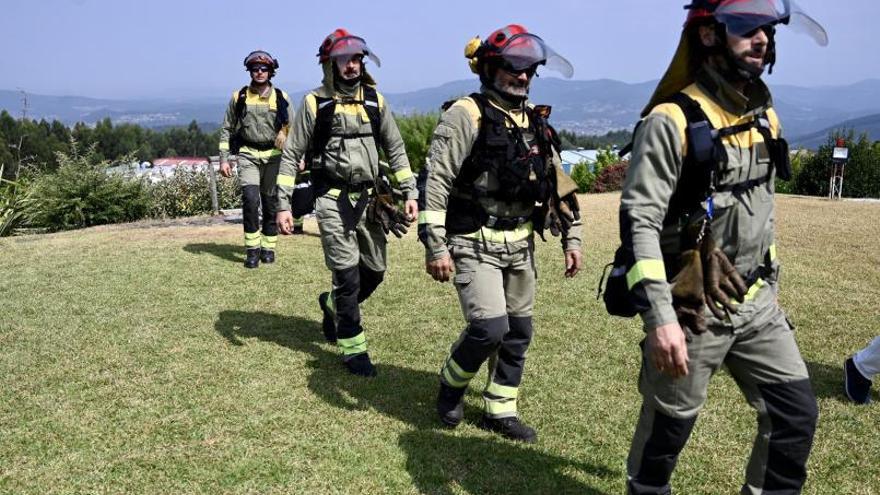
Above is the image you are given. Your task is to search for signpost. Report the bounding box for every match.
[829,138,849,200]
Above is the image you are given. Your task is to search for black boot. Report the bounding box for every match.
[260,248,275,264]
[344,353,377,377]
[318,292,337,343]
[244,248,260,269]
[293,225,304,235]
[478,415,537,443]
[437,383,466,427]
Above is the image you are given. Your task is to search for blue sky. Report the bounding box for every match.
[2,0,875,99]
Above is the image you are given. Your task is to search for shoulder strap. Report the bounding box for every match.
[310,95,336,159]
[362,85,382,155]
[234,86,249,122]
[273,88,290,132]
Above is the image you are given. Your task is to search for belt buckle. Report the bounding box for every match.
[486,215,498,228]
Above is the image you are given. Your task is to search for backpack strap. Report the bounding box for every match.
[234,86,249,122]
[273,87,290,132]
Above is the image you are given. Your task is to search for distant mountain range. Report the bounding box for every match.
[3,78,879,149]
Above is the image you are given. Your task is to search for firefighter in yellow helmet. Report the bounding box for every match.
[615,1,828,492]
[420,24,583,442]
[218,50,293,268]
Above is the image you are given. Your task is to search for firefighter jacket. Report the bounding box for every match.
[275,63,416,211]
[620,65,783,330]
[420,85,582,261]
[218,84,293,162]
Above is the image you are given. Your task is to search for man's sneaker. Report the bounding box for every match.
[437,383,466,427]
[344,353,377,377]
[478,415,537,443]
[244,248,260,269]
[293,225,304,235]
[260,248,275,264]
[844,357,872,404]
[318,292,337,343]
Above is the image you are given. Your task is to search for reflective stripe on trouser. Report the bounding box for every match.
[293,216,304,227]
[239,154,280,246]
[439,238,536,418]
[627,286,817,495]
[316,193,388,357]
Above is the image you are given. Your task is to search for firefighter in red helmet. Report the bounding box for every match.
[275,29,417,377]
[616,1,828,493]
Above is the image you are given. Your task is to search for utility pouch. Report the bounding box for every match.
[597,245,650,318]
[291,181,316,217]
[229,134,243,155]
[768,137,792,181]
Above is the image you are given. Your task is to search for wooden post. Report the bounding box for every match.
[207,155,220,215]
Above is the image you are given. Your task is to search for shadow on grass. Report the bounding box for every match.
[806,360,848,401]
[215,310,616,493]
[400,429,615,495]
[214,310,437,428]
[184,243,243,263]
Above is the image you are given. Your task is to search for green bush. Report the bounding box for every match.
[26,142,151,231]
[570,162,596,193]
[396,113,439,172]
[149,167,240,219]
[0,166,35,236]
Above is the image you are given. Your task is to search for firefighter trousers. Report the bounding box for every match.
[627,286,818,495]
[439,236,536,419]
[315,193,386,359]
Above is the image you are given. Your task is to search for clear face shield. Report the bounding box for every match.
[496,33,574,78]
[714,0,828,46]
[326,36,382,67]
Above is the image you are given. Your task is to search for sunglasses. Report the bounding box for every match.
[739,24,776,39]
[501,64,538,78]
[250,65,271,74]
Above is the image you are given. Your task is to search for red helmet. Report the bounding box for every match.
[243,50,279,70]
[317,28,381,67]
[467,24,573,78]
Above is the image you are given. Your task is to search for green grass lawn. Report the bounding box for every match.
[1,193,878,494]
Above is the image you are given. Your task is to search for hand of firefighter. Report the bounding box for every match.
[647,322,690,378]
[405,199,418,223]
[426,253,454,282]
[564,249,582,278]
[219,161,232,178]
[701,237,748,319]
[277,210,294,235]
[274,128,288,150]
[670,248,708,334]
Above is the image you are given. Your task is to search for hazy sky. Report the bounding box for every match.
[2,0,876,99]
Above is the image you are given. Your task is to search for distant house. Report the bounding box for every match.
[559,149,599,174]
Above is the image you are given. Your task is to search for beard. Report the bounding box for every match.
[493,73,530,99]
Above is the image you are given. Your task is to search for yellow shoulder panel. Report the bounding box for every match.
[649,102,688,155]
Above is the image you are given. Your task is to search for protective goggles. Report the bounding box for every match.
[713,0,828,46]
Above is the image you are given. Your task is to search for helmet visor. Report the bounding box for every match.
[715,0,828,46]
[327,36,381,67]
[498,33,574,78]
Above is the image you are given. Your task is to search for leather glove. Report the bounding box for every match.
[369,192,411,238]
[701,236,748,319]
[671,248,708,333]
[545,194,580,237]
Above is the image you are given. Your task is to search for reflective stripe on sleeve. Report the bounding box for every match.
[626,259,666,290]
[219,142,230,151]
[418,210,446,225]
[276,174,296,187]
[394,168,414,183]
